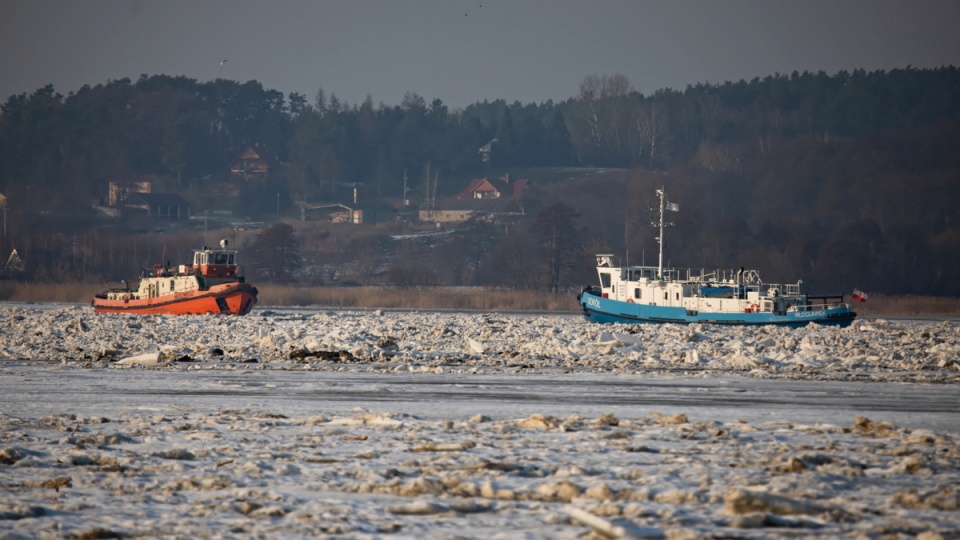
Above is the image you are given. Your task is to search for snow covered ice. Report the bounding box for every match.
[1,305,959,538]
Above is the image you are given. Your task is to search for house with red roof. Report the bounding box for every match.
[456,174,528,200]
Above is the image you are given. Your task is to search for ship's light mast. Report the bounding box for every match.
[656,188,665,278]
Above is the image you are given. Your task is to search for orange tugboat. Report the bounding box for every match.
[92,240,258,315]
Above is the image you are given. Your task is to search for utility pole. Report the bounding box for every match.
[624,212,629,267]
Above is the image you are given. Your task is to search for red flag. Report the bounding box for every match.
[851,289,868,302]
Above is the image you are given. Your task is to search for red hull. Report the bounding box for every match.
[93,283,257,316]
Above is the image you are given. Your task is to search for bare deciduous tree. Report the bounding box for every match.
[531,203,581,293]
[247,223,302,284]
[488,228,538,290]
[420,160,439,210]
[635,101,670,166]
[576,74,634,162]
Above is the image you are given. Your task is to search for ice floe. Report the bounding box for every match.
[0,305,958,538]
[0,306,957,383]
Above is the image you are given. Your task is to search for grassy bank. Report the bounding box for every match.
[0,281,956,316]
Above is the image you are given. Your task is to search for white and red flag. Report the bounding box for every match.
[851,289,868,302]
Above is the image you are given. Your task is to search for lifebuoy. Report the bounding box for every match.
[627,298,635,304]
[123,294,130,303]
[751,303,759,312]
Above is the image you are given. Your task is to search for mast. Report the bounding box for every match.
[656,187,665,278]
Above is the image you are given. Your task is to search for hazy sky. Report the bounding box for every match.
[2,0,959,109]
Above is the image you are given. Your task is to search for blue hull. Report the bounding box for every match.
[578,291,856,327]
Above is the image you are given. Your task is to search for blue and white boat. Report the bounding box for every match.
[577,188,857,327]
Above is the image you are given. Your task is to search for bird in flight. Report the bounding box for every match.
[219,59,228,66]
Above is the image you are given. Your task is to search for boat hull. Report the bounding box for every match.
[92,283,258,316]
[578,290,855,327]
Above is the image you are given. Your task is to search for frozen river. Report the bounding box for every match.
[1,306,959,538]
[3,365,959,432]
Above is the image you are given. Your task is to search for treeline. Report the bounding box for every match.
[1,67,960,296]
[3,68,958,211]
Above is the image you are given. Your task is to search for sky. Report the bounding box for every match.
[2,0,959,110]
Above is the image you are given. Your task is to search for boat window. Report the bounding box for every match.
[214,253,228,264]
[634,288,640,299]
[600,273,611,288]
[663,292,668,300]
[170,280,174,291]
[676,292,680,300]
[228,254,235,265]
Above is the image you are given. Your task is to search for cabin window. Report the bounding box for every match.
[676,292,680,300]
[170,280,175,291]
[214,253,228,264]
[663,292,668,300]
[634,288,640,299]
[600,273,611,288]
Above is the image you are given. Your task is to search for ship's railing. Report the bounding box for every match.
[660,268,684,281]
[688,268,766,285]
[765,282,804,297]
[790,302,850,312]
[622,266,806,297]
[614,266,756,284]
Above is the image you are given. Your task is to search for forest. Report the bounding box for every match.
[0,67,958,297]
